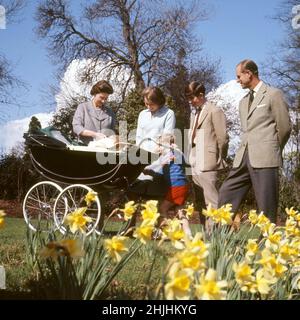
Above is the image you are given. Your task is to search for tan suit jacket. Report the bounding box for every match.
[233,82,291,168]
[189,101,229,172]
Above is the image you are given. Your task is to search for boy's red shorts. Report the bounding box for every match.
[165,185,189,206]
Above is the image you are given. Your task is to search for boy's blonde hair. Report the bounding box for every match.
[157,133,175,147]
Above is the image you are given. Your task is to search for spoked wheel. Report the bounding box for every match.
[53,184,101,236]
[23,181,63,232]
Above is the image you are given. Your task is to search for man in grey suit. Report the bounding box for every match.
[218,59,291,222]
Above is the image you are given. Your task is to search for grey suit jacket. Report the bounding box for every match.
[72,101,116,144]
[233,82,291,168]
[189,101,229,172]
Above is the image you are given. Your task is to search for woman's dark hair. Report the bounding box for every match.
[142,86,166,107]
[185,81,206,98]
[90,80,114,96]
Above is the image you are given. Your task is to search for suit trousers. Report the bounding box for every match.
[218,150,279,222]
[192,170,218,209]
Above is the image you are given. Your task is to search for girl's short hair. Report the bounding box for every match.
[142,86,166,107]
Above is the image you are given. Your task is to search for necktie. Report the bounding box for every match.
[248,90,255,111]
[191,109,201,143]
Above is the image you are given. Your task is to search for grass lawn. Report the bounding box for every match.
[0,217,181,299]
[0,216,258,300]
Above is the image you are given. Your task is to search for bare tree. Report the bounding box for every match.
[35,0,210,93]
[0,0,27,107]
[0,0,25,23]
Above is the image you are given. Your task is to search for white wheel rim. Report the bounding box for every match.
[23,181,63,232]
[53,184,101,236]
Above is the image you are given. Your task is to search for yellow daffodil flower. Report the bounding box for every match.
[0,210,6,229]
[285,218,300,237]
[162,219,185,249]
[216,204,233,225]
[203,204,233,225]
[64,207,92,234]
[279,243,298,262]
[165,263,193,300]
[255,269,277,295]
[202,203,218,218]
[285,207,298,218]
[248,210,258,225]
[141,200,160,223]
[233,261,255,284]
[185,204,194,219]
[265,231,282,250]
[256,212,270,229]
[120,201,137,221]
[184,232,210,258]
[40,239,84,260]
[176,249,206,271]
[134,219,154,244]
[84,191,97,206]
[245,239,259,261]
[195,269,227,300]
[104,236,129,262]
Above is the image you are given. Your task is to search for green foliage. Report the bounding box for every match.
[117,89,144,137]
[50,101,82,139]
[0,151,40,200]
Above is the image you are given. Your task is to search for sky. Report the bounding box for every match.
[0,0,287,124]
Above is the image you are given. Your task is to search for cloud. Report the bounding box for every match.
[0,113,53,154]
[55,59,134,111]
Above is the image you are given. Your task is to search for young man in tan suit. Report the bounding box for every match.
[185,82,229,222]
[218,60,291,223]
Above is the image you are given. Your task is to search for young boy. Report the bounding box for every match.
[143,134,192,238]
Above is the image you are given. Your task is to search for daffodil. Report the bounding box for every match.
[256,248,277,269]
[104,236,129,262]
[184,232,209,258]
[202,203,218,218]
[203,204,233,225]
[134,219,154,244]
[165,263,193,300]
[185,204,194,219]
[141,200,160,223]
[256,212,270,229]
[254,269,277,295]
[285,207,299,218]
[64,207,92,234]
[84,191,97,206]
[40,239,84,260]
[176,249,206,271]
[233,261,255,286]
[162,218,185,249]
[195,269,227,300]
[279,243,298,263]
[245,239,259,261]
[216,204,233,225]
[119,201,137,221]
[248,210,258,225]
[265,231,282,250]
[0,210,6,229]
[285,218,300,237]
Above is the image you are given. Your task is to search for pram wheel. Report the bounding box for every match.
[53,184,101,236]
[23,181,63,232]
